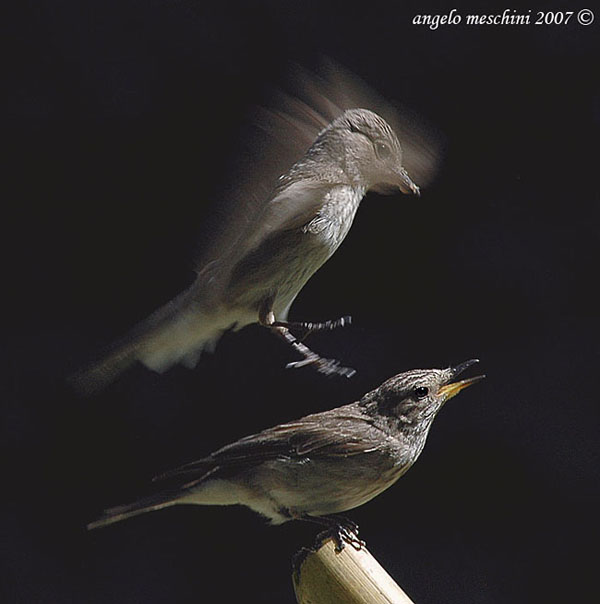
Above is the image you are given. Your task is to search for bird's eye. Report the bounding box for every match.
[375,141,391,159]
[414,386,429,399]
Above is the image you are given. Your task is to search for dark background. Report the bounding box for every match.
[2,1,598,602]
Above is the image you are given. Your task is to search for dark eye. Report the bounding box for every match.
[414,386,429,399]
[375,141,391,159]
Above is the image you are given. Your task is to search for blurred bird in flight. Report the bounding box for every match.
[75,60,441,393]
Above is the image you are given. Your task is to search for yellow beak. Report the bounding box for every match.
[438,375,485,401]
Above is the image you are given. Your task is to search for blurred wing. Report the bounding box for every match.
[194,97,327,270]
[230,179,336,261]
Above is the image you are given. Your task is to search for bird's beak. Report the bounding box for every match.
[438,359,485,401]
[451,358,480,378]
[396,167,420,196]
[438,375,485,401]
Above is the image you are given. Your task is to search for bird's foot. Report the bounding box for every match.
[333,516,364,552]
[316,523,365,553]
[267,317,356,378]
[274,315,352,342]
[301,514,365,553]
[292,518,365,576]
[286,354,356,378]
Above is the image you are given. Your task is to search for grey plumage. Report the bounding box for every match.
[75,62,441,392]
[87,360,483,530]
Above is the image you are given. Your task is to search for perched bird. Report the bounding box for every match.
[88,359,483,546]
[75,62,440,392]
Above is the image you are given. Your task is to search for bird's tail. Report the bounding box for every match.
[87,489,186,530]
[71,285,241,395]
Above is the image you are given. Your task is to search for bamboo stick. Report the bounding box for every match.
[293,536,415,603]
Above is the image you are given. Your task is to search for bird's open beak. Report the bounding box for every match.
[438,359,485,401]
[396,167,420,196]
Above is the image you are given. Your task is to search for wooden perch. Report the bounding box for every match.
[293,536,415,603]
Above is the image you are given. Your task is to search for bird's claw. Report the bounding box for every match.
[300,315,352,339]
[338,517,360,534]
[337,527,365,552]
[315,522,365,553]
[286,355,356,378]
[292,518,364,576]
[277,315,352,342]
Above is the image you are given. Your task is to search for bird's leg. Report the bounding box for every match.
[259,306,355,378]
[272,315,352,342]
[299,514,365,553]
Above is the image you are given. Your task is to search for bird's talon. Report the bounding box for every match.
[339,525,365,551]
[350,536,366,551]
[331,525,365,552]
[339,517,359,534]
[286,355,355,378]
[286,358,317,370]
[312,518,364,553]
[316,358,356,378]
[285,315,353,341]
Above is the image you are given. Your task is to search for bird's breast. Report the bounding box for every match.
[305,185,365,248]
[227,185,365,317]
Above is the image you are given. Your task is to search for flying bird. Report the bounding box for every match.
[87,360,483,548]
[75,61,441,392]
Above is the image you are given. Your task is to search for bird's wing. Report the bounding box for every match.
[238,179,336,252]
[192,98,328,270]
[219,411,380,460]
[207,178,337,286]
[153,406,382,488]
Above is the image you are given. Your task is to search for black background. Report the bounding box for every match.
[2,1,598,602]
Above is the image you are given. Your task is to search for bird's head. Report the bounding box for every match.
[363,359,484,425]
[326,108,420,196]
